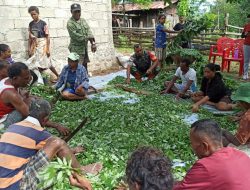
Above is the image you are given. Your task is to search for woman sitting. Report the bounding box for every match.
[192,63,235,112]
[55,52,89,100]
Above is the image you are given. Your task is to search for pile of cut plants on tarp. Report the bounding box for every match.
[32,64,239,189]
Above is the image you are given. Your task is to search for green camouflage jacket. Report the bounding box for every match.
[67,17,94,56]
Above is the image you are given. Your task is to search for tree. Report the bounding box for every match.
[210,0,250,28]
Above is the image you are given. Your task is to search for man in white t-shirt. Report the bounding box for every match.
[161,58,197,99]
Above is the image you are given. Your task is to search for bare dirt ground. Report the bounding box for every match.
[91,65,122,76]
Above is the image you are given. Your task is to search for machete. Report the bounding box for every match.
[63,117,88,143]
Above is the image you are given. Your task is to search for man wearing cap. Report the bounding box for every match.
[55,52,89,100]
[222,83,250,147]
[67,3,96,71]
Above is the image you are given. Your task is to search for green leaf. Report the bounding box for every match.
[57,157,63,165]
[57,171,63,181]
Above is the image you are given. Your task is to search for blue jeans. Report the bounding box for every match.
[243,45,250,76]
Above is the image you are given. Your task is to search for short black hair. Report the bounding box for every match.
[191,119,222,144]
[0,60,8,70]
[181,58,191,67]
[0,44,10,55]
[134,44,142,49]
[126,146,173,190]
[205,63,221,72]
[28,6,39,14]
[158,14,166,21]
[8,62,29,79]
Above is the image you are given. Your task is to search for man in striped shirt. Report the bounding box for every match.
[0,99,101,190]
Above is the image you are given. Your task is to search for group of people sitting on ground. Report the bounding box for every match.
[163,61,236,112]
[1,82,250,189]
[0,53,90,131]
[0,6,250,189]
[1,54,250,190]
[125,44,236,113]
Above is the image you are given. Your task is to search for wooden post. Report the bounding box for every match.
[139,21,143,28]
[152,19,155,27]
[117,19,121,27]
[129,19,132,28]
[224,13,229,35]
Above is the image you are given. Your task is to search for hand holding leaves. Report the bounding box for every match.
[70,173,92,190]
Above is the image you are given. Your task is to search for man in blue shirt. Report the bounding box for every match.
[155,14,181,67]
[55,52,89,100]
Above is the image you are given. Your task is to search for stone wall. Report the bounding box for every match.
[0,0,116,73]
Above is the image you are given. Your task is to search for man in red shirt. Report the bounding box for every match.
[174,119,250,190]
[242,14,250,80]
[126,44,160,84]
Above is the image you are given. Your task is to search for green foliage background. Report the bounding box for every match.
[210,0,250,28]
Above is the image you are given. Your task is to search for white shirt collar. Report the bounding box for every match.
[24,116,41,127]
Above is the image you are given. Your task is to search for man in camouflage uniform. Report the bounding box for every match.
[67,3,96,71]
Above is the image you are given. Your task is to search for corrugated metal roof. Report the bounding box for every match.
[112,0,178,12]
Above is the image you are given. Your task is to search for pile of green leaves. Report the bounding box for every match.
[168,48,203,62]
[39,158,79,189]
[169,13,216,50]
[33,66,238,189]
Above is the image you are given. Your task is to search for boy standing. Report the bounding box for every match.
[155,14,180,67]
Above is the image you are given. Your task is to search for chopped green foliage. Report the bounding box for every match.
[34,63,238,189]
[39,158,79,189]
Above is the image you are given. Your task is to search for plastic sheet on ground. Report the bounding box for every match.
[172,159,186,168]
[202,104,235,115]
[88,91,140,104]
[89,70,132,89]
[182,113,199,125]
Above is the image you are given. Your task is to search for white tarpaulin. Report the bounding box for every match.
[89,70,133,89]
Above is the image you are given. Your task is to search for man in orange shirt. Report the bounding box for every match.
[126,44,160,84]
[242,14,250,80]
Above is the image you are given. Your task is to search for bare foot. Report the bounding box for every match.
[71,146,86,154]
[81,162,103,175]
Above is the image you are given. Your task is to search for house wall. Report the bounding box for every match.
[123,6,178,28]
[0,0,116,73]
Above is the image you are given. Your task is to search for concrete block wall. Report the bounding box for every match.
[0,0,116,73]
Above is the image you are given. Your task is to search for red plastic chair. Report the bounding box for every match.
[221,39,244,76]
[208,37,234,64]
